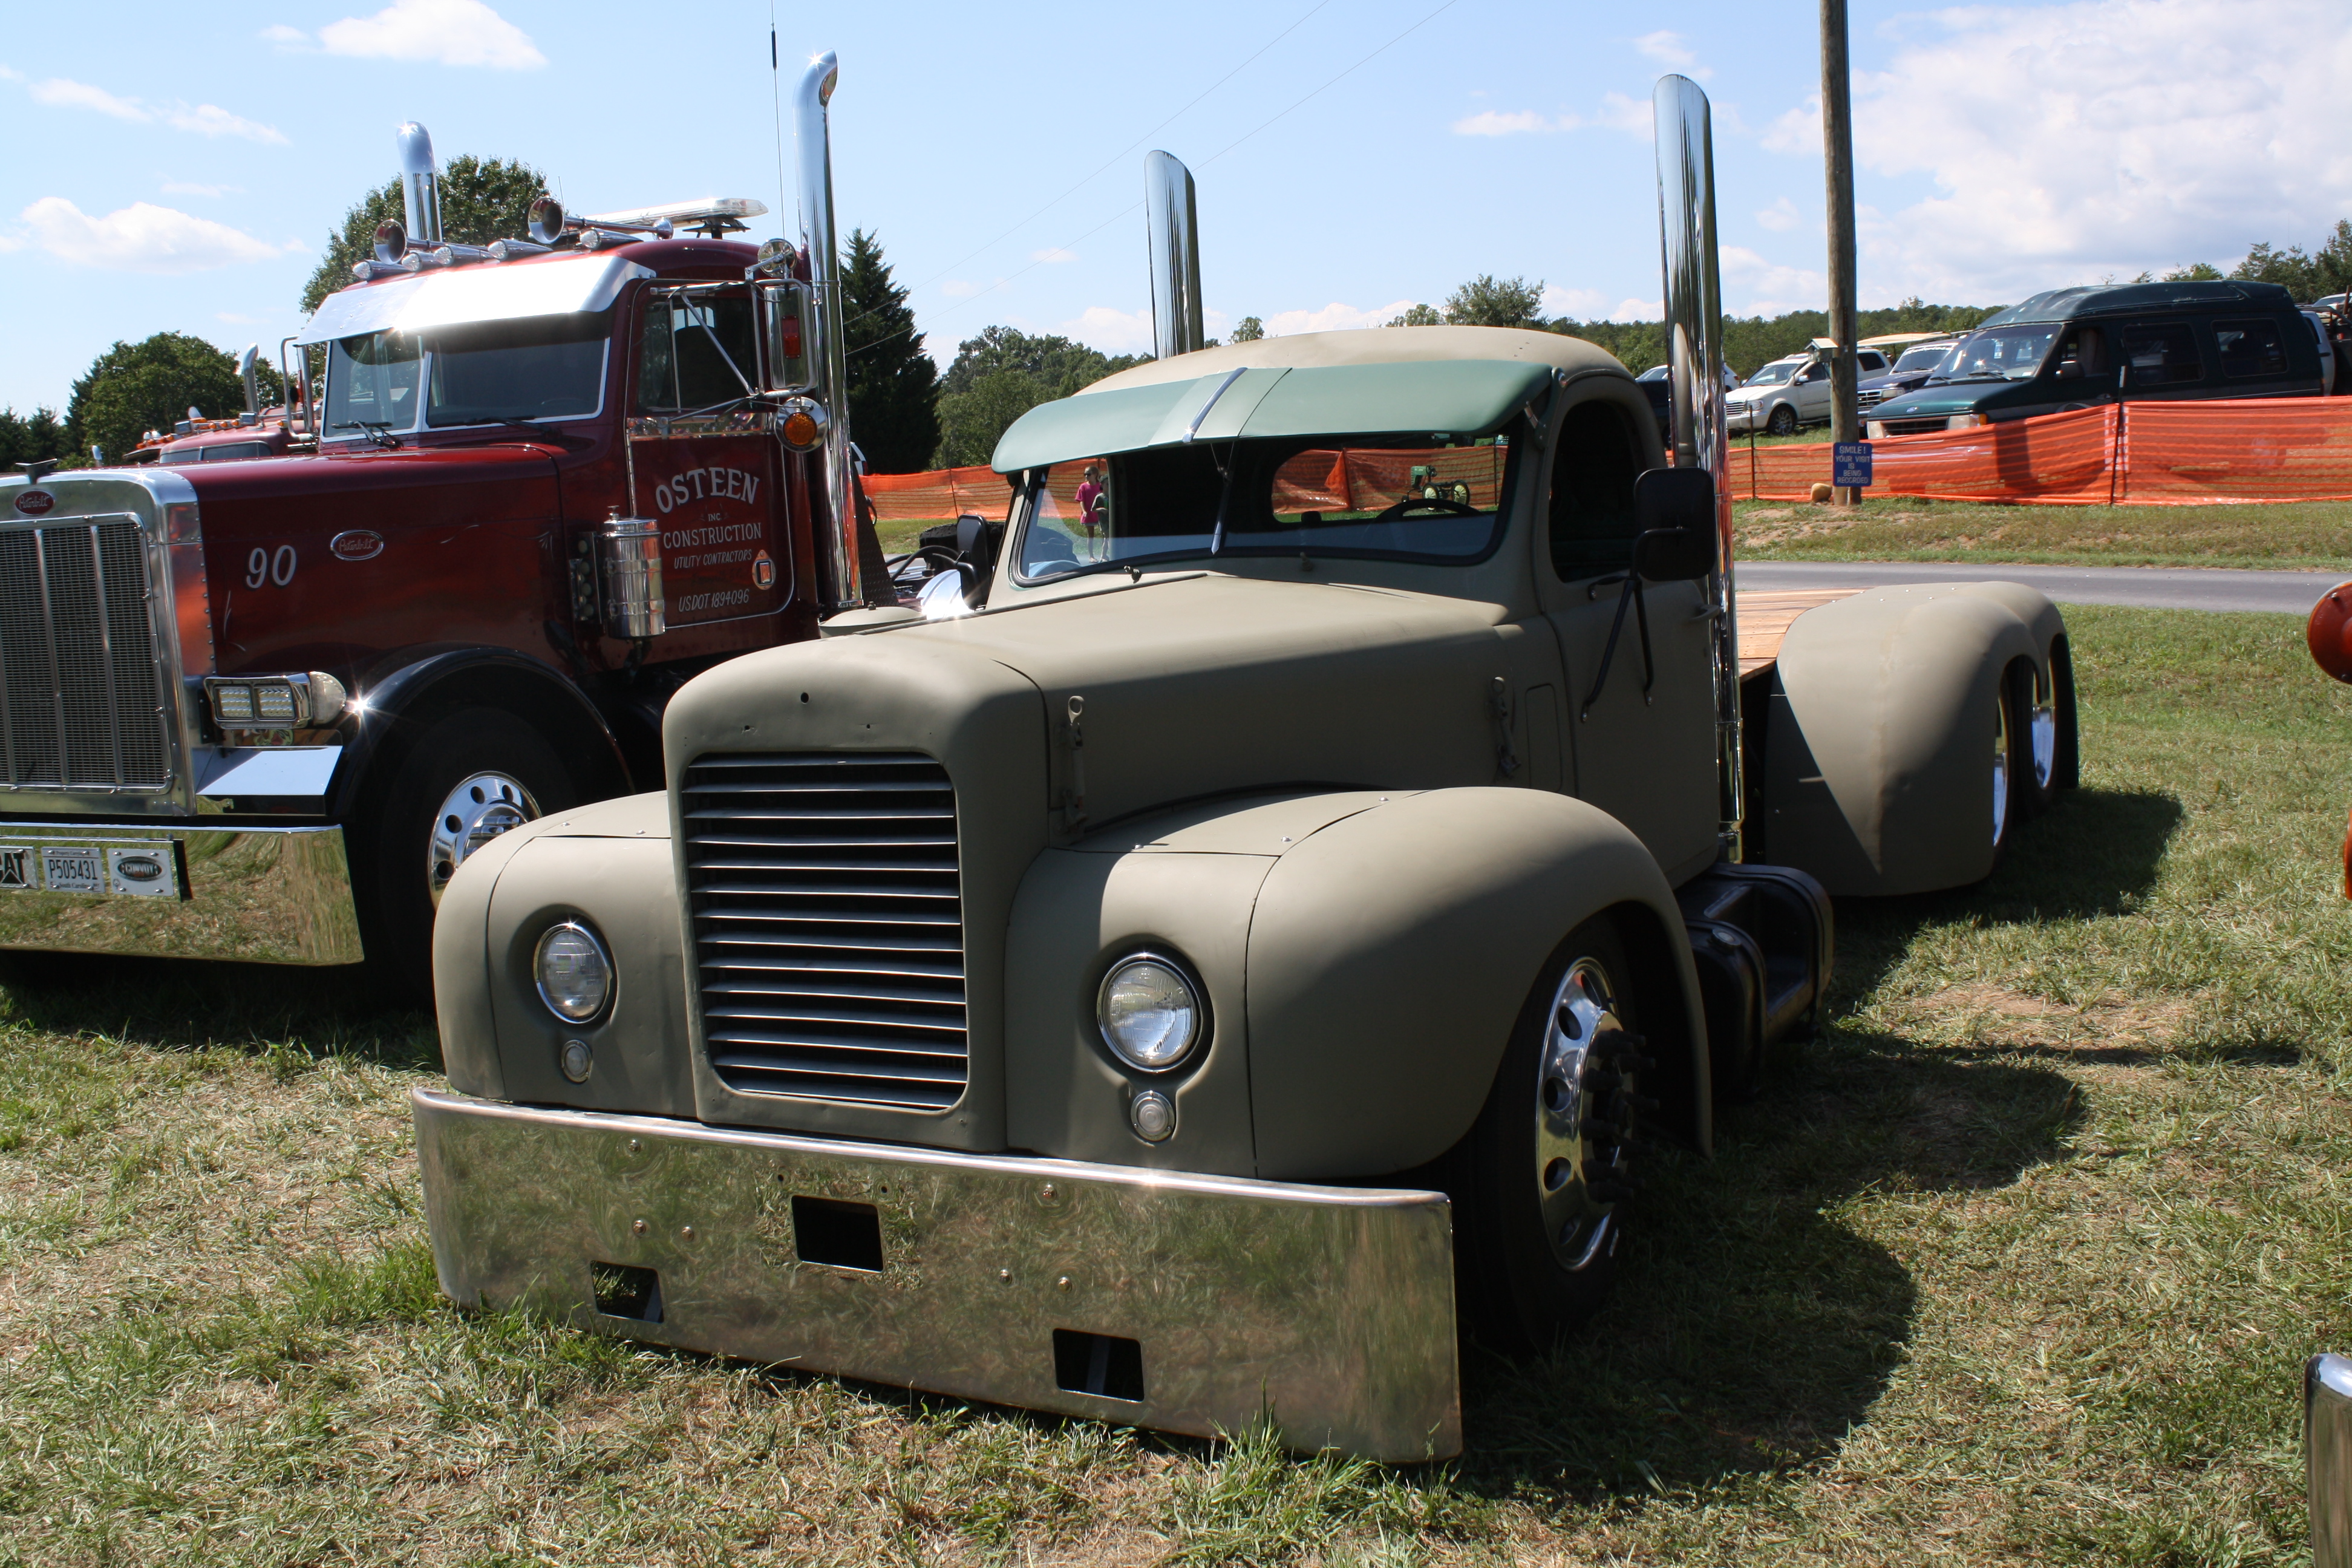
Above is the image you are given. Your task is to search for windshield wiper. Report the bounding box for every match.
[332,420,402,449]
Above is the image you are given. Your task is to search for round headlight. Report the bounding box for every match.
[535,921,612,1023]
[1097,955,1203,1071]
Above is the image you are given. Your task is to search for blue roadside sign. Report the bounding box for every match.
[1833,441,1873,488]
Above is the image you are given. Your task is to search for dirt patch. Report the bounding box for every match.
[1739,506,1936,548]
[1909,982,2194,1054]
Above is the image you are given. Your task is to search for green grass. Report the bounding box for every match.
[1737,494,2352,570]
[4,605,2352,1562]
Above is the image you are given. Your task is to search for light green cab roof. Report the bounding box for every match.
[988,325,1617,474]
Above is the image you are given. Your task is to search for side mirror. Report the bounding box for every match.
[2054,359,2083,381]
[1632,467,1717,582]
[757,278,818,393]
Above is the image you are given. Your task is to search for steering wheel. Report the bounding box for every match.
[1373,496,1482,523]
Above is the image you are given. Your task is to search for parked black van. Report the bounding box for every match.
[1864,280,2325,437]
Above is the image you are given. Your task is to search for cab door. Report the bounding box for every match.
[1534,392,1719,881]
[1792,359,1832,423]
[623,284,795,641]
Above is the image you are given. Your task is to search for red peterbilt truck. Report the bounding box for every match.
[0,85,887,995]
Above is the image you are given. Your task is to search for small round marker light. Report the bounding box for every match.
[559,1038,593,1083]
[1129,1089,1176,1142]
[535,921,613,1024]
[1097,955,1203,1072]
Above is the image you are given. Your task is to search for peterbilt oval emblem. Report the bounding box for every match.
[116,855,163,882]
[329,529,384,561]
[14,489,55,516]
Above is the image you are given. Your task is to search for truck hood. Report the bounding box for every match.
[1869,385,2011,419]
[664,570,1514,835]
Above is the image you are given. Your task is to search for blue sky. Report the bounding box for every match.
[5,0,2349,417]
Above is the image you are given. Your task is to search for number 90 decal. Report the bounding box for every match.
[245,545,297,589]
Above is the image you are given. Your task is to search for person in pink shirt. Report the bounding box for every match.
[1074,464,1105,557]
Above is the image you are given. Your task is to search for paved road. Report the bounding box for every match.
[1736,559,2346,614]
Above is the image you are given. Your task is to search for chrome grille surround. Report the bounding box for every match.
[683,752,969,1111]
[0,514,172,794]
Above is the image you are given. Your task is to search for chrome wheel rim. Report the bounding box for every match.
[1534,956,1633,1272]
[428,771,538,906]
[2030,678,2056,791]
[1992,693,2012,846]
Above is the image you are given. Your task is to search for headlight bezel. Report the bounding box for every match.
[534,919,615,1025]
[1095,950,1207,1074]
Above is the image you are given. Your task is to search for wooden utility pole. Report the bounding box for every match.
[1821,0,1860,505]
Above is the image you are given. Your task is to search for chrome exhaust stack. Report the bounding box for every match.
[795,50,864,612]
[237,345,260,422]
[395,122,443,245]
[1145,151,1204,359]
[1653,74,1743,863]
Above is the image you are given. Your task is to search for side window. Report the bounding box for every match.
[1859,350,1889,374]
[2117,319,2204,385]
[636,290,757,414]
[1796,362,1826,384]
[2213,317,2288,379]
[1549,401,1642,581]
[2052,325,2107,376]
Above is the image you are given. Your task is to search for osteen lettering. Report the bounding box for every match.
[652,467,760,514]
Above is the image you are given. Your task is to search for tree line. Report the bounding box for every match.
[13,150,2348,478]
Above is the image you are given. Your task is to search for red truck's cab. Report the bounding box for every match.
[0,113,883,995]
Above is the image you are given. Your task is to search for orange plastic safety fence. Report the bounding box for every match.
[1737,397,2352,505]
[864,448,1507,523]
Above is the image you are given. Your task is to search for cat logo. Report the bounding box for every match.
[753,550,776,590]
[0,847,27,889]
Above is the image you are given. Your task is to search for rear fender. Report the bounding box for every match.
[1762,584,2056,895]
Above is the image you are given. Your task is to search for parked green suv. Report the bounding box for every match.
[1864,279,2325,437]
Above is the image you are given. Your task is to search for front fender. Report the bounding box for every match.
[1245,788,1704,1180]
[1762,583,2056,895]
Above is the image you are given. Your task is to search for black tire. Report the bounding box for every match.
[351,707,578,1006]
[1448,915,1649,1354]
[1988,665,2031,870]
[1767,403,1798,436]
[2010,656,2060,817]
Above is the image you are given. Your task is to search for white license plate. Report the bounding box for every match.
[42,847,103,893]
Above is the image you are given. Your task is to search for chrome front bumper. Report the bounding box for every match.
[0,818,361,964]
[413,1088,1462,1460]
[2313,1353,2352,1566]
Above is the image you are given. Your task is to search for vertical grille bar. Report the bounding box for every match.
[0,518,171,793]
[683,753,967,1110]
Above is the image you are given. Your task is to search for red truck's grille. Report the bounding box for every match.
[0,518,172,792]
[681,753,968,1111]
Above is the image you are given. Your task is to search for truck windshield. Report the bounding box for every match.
[1928,325,2060,384]
[324,309,611,437]
[1014,429,1518,581]
[1743,363,1797,387]
[1894,343,1955,373]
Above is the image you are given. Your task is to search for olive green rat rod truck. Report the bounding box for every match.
[412,64,2077,1461]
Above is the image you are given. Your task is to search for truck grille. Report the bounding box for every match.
[0,518,171,791]
[1857,387,1890,410]
[682,753,967,1110]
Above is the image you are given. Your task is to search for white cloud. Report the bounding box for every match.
[30,77,146,120]
[1030,247,1077,264]
[1613,297,1664,321]
[165,103,287,143]
[1763,94,1820,156]
[1756,196,1802,233]
[1259,299,1422,335]
[1059,305,1155,355]
[0,65,22,82]
[22,77,284,142]
[1852,0,2352,301]
[1453,109,1572,137]
[19,198,300,273]
[1633,29,1709,79]
[162,181,241,197]
[1594,91,1652,137]
[287,0,546,69]
[1543,285,1611,319]
[1720,246,1826,313]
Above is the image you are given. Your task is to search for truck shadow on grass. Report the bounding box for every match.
[0,952,432,1071]
[1452,786,2177,1498]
